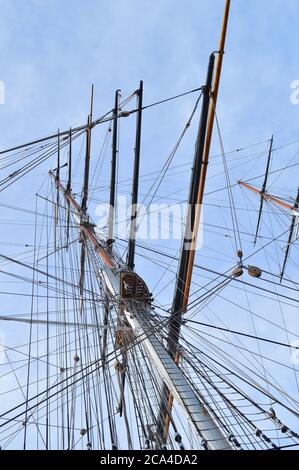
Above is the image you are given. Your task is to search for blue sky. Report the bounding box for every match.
[0,0,299,449]
[0,0,298,146]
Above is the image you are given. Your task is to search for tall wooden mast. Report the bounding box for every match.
[159,0,231,443]
[182,0,231,315]
[167,52,215,358]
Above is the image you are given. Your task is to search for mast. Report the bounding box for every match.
[238,180,299,280]
[66,128,72,245]
[56,129,60,181]
[182,0,230,313]
[159,0,231,443]
[157,51,215,445]
[168,53,215,357]
[280,187,299,281]
[127,81,143,270]
[237,181,299,213]
[67,127,72,193]
[81,84,94,213]
[254,135,273,244]
[50,172,232,450]
[103,90,120,369]
[80,85,94,295]
[54,129,61,250]
[107,89,121,248]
